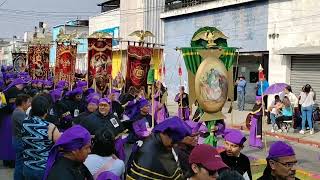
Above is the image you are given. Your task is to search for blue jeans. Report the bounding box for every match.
[12,137,24,180]
[23,165,44,180]
[270,113,276,126]
[237,91,245,111]
[301,105,313,130]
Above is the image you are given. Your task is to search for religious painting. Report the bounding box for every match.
[12,53,27,73]
[27,45,50,79]
[55,44,77,85]
[88,38,112,92]
[195,49,229,113]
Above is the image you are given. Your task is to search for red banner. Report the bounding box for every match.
[27,45,50,79]
[12,52,27,73]
[55,44,77,85]
[125,46,152,91]
[88,38,112,92]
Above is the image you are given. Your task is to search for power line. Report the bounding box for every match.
[0,0,8,7]
[2,4,320,25]
[1,2,319,16]
[2,2,320,37]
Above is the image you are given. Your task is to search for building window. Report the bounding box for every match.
[98,0,120,13]
[164,0,213,12]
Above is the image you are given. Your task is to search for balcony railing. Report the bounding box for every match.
[164,0,214,12]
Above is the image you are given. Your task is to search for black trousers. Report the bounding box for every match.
[275,116,292,129]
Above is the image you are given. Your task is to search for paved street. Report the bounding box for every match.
[1,102,320,179]
[1,131,319,180]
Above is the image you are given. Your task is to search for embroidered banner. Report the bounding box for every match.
[12,52,27,73]
[55,44,77,85]
[27,45,50,79]
[88,38,112,92]
[125,46,152,92]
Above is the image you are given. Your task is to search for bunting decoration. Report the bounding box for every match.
[151,49,163,80]
[112,50,122,78]
[125,45,152,92]
[55,44,77,85]
[258,64,265,80]
[12,52,27,73]
[88,37,113,92]
[147,66,155,85]
[27,45,50,79]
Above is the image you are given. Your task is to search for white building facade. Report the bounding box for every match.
[89,0,320,104]
[268,0,320,103]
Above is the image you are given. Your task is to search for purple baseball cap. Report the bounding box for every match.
[224,129,247,146]
[99,98,111,104]
[87,98,99,106]
[96,171,120,180]
[56,80,68,89]
[267,141,295,159]
[152,116,192,143]
[66,88,83,97]
[76,80,87,88]
[138,99,150,109]
[185,120,207,134]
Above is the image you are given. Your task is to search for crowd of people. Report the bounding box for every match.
[0,66,302,180]
[237,74,317,135]
[267,84,316,134]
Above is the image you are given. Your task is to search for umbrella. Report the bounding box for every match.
[264,83,289,95]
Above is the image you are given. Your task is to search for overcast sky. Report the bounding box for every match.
[0,0,102,38]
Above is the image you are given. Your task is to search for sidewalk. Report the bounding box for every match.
[167,101,320,148]
[223,103,320,149]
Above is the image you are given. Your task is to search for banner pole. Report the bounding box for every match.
[178,50,183,118]
[261,81,268,153]
[109,77,112,95]
[231,49,240,125]
[151,84,155,128]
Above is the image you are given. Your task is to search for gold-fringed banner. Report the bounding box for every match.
[27,45,50,79]
[88,38,112,93]
[55,44,77,85]
[125,45,152,92]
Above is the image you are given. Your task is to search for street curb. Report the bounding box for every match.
[229,125,320,149]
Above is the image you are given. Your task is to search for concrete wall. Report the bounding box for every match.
[162,1,268,102]
[161,0,259,18]
[267,0,320,84]
[89,9,120,35]
[143,0,165,44]
[120,0,145,42]
[238,55,262,103]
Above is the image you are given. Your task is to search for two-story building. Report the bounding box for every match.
[161,0,269,103]
[268,0,320,104]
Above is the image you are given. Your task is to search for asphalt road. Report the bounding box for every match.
[223,133,320,174]
[1,103,319,179]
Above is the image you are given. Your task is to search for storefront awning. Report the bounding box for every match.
[276,46,320,55]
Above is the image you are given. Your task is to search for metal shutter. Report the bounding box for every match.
[291,55,320,105]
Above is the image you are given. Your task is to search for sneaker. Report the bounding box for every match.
[310,129,314,135]
[277,129,282,133]
[299,130,305,134]
[271,128,275,133]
